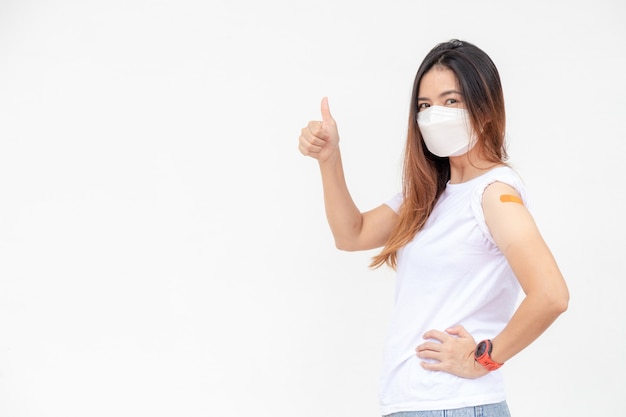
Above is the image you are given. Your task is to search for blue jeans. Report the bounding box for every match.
[384,401,511,417]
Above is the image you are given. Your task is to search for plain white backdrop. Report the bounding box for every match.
[0,0,624,416]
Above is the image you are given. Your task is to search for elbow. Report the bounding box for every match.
[555,290,570,315]
[550,298,568,319]
[526,286,569,321]
[553,279,570,315]
[333,230,365,251]
[546,287,570,318]
[334,238,359,252]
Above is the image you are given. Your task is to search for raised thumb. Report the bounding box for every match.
[320,96,333,126]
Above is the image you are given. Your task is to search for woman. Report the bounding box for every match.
[297,39,569,416]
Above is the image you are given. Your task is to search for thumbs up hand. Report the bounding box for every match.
[298,97,340,163]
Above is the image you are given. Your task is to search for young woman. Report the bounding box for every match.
[297,39,569,416]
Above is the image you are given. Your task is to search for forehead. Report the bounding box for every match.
[418,66,460,97]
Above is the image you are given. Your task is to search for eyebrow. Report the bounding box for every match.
[417,90,463,101]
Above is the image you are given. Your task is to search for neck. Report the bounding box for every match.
[448,148,502,184]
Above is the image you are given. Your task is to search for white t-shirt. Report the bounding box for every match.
[379,166,527,415]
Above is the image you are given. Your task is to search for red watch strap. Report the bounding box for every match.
[474,339,503,371]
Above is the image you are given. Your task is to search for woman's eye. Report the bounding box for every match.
[418,103,430,111]
[445,98,458,105]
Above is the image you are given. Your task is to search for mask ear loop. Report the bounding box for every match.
[465,113,479,151]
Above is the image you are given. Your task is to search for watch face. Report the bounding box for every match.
[476,341,488,356]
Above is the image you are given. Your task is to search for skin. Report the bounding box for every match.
[298,67,569,379]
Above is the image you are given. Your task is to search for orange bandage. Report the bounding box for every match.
[500,194,523,205]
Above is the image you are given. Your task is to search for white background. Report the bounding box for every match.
[0,1,624,416]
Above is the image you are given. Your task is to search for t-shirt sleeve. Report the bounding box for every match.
[384,192,403,214]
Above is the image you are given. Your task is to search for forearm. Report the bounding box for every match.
[490,292,568,364]
[318,149,363,250]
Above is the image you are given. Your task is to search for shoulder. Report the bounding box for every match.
[482,181,521,204]
[480,166,529,220]
[469,166,532,245]
[481,172,537,251]
[475,165,528,207]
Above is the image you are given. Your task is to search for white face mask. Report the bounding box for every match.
[417,106,476,157]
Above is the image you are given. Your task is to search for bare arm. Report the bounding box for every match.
[416,181,569,378]
[483,182,569,364]
[298,98,397,251]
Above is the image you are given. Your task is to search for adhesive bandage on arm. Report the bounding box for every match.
[499,194,523,205]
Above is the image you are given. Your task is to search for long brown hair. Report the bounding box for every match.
[370,39,508,269]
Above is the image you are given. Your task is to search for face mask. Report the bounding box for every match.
[417,106,476,157]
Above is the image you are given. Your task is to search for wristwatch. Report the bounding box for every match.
[474,339,503,371]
